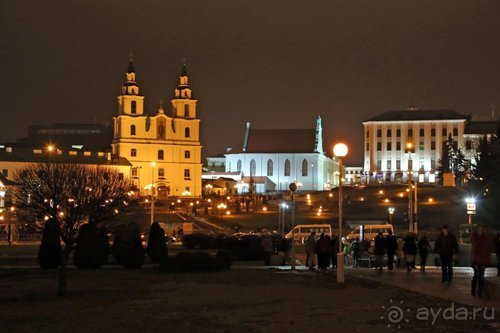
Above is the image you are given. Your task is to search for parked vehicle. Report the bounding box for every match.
[346,224,394,241]
[285,224,332,243]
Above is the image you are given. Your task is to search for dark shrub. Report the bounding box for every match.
[146,222,168,263]
[112,222,145,269]
[215,250,233,270]
[73,223,100,269]
[182,233,213,249]
[159,251,232,272]
[73,224,109,269]
[38,219,62,269]
[226,235,264,260]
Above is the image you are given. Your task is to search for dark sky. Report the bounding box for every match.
[1,0,500,165]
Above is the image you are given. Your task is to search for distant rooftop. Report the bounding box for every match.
[364,109,468,122]
[465,121,500,135]
[231,128,317,154]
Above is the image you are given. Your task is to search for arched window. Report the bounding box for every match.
[158,150,164,160]
[157,118,166,140]
[130,125,136,136]
[184,104,190,117]
[419,128,425,137]
[396,129,401,137]
[431,128,436,136]
[301,159,308,176]
[377,129,382,137]
[453,128,458,136]
[442,128,447,136]
[387,129,392,138]
[250,159,256,176]
[185,127,191,138]
[237,160,242,172]
[267,159,273,176]
[284,159,290,176]
[131,101,137,114]
[366,130,369,138]
[408,128,413,137]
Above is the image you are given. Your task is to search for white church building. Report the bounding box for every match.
[223,117,340,193]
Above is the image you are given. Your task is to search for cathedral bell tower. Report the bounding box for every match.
[117,57,145,116]
[171,64,197,119]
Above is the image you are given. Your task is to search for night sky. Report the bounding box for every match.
[1,0,499,165]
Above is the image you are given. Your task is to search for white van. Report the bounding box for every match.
[346,224,393,242]
[285,224,332,243]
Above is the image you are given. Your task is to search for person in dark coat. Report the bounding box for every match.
[471,225,493,297]
[403,233,418,273]
[417,233,430,273]
[351,237,362,268]
[305,232,316,269]
[495,231,500,277]
[374,232,386,273]
[434,224,460,284]
[315,233,331,270]
[330,233,339,268]
[385,230,398,271]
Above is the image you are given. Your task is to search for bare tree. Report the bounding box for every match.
[13,163,134,296]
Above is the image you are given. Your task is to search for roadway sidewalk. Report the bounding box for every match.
[235,260,500,308]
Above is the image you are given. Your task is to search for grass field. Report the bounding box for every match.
[0,267,497,333]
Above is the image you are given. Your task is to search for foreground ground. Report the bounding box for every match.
[0,266,498,333]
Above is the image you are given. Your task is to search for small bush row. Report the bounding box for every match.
[159,250,232,272]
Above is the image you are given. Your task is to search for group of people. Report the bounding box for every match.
[305,232,340,270]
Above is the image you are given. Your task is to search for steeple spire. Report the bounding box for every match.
[314,116,323,153]
[122,55,139,96]
[127,53,134,74]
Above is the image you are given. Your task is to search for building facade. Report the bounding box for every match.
[363,109,468,184]
[111,60,202,198]
[224,117,340,192]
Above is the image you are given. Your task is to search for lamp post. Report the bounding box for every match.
[405,142,414,233]
[465,197,476,225]
[388,207,395,224]
[289,182,297,270]
[333,143,348,284]
[150,161,156,225]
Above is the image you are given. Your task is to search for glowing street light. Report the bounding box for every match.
[388,207,395,224]
[150,161,156,225]
[465,197,476,224]
[333,142,348,285]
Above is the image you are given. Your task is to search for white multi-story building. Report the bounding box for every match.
[363,108,468,184]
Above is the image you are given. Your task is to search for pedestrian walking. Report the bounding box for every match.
[351,237,362,268]
[385,230,398,271]
[281,236,291,266]
[330,233,339,268]
[396,236,404,267]
[305,232,316,269]
[471,225,493,297]
[417,233,430,273]
[403,233,417,273]
[495,231,500,277]
[374,232,386,273]
[261,237,273,266]
[316,233,331,270]
[434,224,460,284]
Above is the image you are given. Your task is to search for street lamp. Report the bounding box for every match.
[150,161,156,225]
[333,143,348,284]
[388,207,395,224]
[405,142,415,233]
[465,197,476,225]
